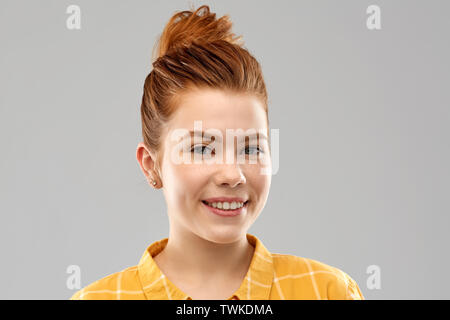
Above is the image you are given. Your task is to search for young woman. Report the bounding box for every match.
[71,5,364,300]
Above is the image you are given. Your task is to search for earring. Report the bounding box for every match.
[152,180,157,186]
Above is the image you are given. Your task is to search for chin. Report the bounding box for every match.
[200,229,246,244]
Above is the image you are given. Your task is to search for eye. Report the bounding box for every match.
[244,146,264,155]
[190,145,214,155]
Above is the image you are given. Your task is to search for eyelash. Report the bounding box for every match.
[190,145,264,155]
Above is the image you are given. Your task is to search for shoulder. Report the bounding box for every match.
[70,265,143,300]
[270,253,364,300]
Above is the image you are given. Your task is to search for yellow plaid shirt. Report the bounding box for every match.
[70,233,364,300]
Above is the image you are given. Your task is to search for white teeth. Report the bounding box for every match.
[205,201,245,210]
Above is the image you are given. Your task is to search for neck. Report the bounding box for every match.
[157,227,255,284]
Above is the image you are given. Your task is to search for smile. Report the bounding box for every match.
[201,200,249,217]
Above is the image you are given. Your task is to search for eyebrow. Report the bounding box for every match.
[183,130,268,142]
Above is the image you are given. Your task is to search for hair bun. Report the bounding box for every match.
[152,5,244,63]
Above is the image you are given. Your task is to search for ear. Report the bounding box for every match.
[136,142,160,187]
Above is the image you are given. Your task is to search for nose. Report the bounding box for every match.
[213,163,247,188]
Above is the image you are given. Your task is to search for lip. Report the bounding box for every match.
[201,200,249,217]
[202,197,247,203]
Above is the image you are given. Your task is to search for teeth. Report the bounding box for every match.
[205,201,245,210]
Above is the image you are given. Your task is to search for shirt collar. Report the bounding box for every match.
[137,233,274,300]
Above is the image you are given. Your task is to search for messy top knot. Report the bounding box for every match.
[140,4,269,176]
[152,5,244,62]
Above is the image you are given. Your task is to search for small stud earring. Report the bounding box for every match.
[152,180,156,186]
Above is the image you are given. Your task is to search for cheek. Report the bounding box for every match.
[168,164,210,204]
[245,165,271,199]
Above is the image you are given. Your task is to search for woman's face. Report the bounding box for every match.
[156,88,271,244]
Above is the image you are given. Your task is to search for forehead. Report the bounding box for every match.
[167,89,267,132]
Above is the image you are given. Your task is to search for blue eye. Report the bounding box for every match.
[191,145,213,155]
[245,146,264,155]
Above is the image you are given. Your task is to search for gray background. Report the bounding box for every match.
[1,0,449,299]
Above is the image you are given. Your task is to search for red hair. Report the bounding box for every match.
[140,5,269,174]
